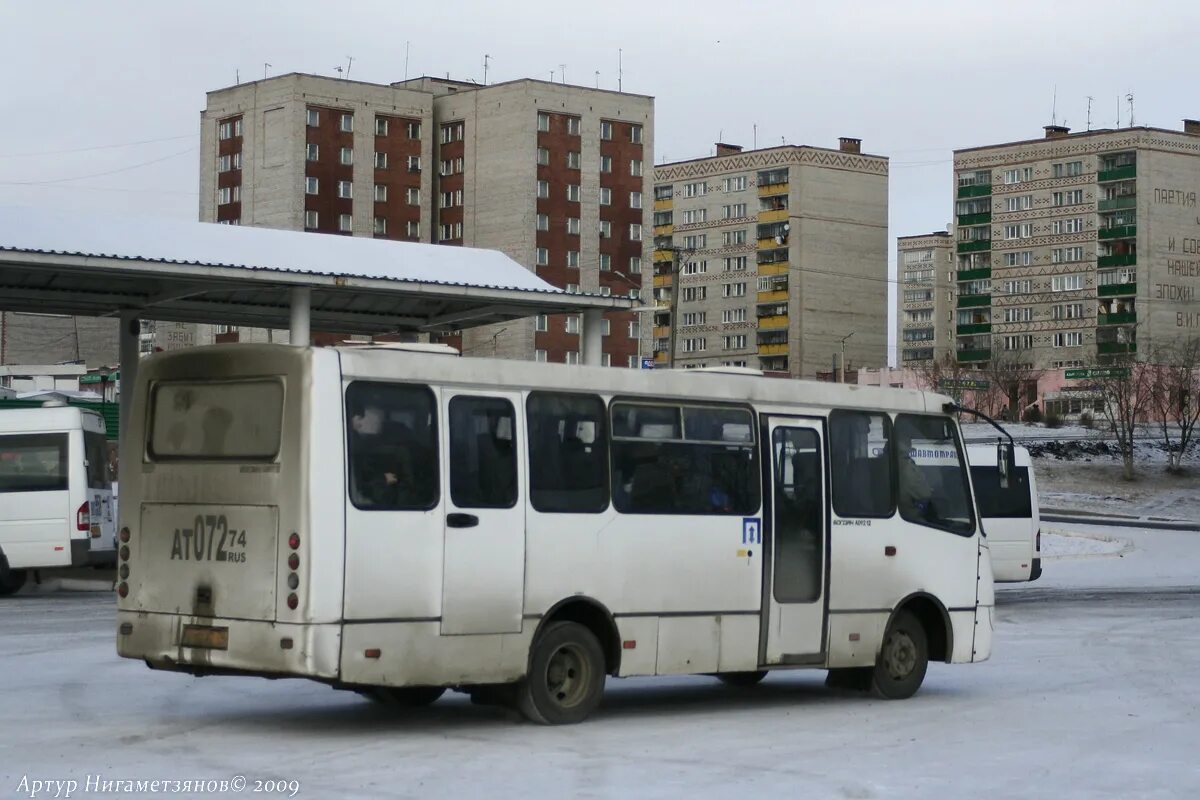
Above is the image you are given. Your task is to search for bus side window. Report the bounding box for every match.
[346,381,439,511]
[526,392,608,513]
[449,396,517,509]
[829,410,894,519]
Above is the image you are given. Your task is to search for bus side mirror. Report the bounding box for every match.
[997,439,1014,490]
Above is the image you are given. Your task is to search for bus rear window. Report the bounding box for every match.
[0,434,68,492]
[971,466,1032,519]
[149,380,283,461]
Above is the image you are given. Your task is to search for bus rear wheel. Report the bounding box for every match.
[362,686,446,707]
[717,671,768,687]
[0,565,27,597]
[516,621,606,725]
[869,610,928,700]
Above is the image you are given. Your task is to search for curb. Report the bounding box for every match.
[1040,513,1200,532]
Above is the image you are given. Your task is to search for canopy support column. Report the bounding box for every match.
[290,287,311,346]
[582,309,604,366]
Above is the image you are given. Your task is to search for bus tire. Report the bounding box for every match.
[869,610,928,700]
[0,559,27,597]
[516,621,606,725]
[716,670,768,687]
[362,686,446,707]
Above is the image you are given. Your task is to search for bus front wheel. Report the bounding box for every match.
[516,621,606,725]
[869,610,928,700]
[0,564,27,597]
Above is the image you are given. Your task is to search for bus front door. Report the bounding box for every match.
[762,418,828,665]
[440,391,526,635]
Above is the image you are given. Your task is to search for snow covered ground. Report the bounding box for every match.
[2,523,1198,799]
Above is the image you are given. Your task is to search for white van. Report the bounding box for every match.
[0,405,116,595]
[966,443,1041,583]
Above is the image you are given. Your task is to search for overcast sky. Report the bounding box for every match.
[2,0,1197,362]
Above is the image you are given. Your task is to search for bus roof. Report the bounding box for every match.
[0,405,105,434]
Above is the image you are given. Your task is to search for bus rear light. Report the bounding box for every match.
[119,564,129,580]
[364,649,381,659]
[288,533,300,550]
[119,527,130,543]
[119,546,130,562]
[623,640,637,650]
[76,502,90,531]
[286,593,298,610]
[287,573,299,590]
[117,582,128,599]
[288,553,300,571]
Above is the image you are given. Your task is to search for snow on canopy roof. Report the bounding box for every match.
[0,205,558,294]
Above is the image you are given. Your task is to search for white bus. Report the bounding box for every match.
[967,444,1041,583]
[117,344,994,724]
[1,405,116,595]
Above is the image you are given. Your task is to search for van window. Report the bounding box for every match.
[894,414,975,536]
[149,380,283,460]
[0,434,68,492]
[84,431,111,489]
[971,466,1032,519]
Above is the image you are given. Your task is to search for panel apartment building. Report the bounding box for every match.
[651,140,888,377]
[896,231,954,365]
[952,121,1200,370]
[195,72,653,365]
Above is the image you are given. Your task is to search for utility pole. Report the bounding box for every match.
[664,247,694,369]
[839,331,855,383]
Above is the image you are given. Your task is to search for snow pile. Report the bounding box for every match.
[1039,528,1131,559]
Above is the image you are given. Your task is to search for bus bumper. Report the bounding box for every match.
[971,604,993,663]
[116,611,341,680]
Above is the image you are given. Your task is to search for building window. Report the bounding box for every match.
[306,109,319,127]
[600,155,612,173]
[566,315,581,334]
[304,210,318,229]
[630,191,643,209]
[408,155,421,173]
[535,349,548,362]
[629,256,642,273]
[441,157,463,175]
[682,311,707,325]
[1052,303,1084,320]
[1002,251,1032,267]
[629,288,641,300]
[683,337,706,353]
[599,187,612,206]
[723,308,748,323]
[630,159,643,177]
[599,220,612,238]
[1002,279,1032,294]
[567,116,581,136]
[628,321,641,338]
[406,220,420,238]
[722,282,747,298]
[537,112,550,132]
[683,260,707,275]
[566,351,580,365]
[567,217,580,235]
[407,122,421,139]
[723,335,747,349]
[684,181,707,198]
[537,180,550,199]
[628,355,640,368]
[337,180,353,199]
[537,147,550,166]
[374,152,388,169]
[1052,217,1086,234]
[305,177,319,195]
[723,230,748,246]
[440,190,462,208]
[1005,195,1032,212]
[1003,334,1033,351]
[306,143,319,162]
[630,124,643,144]
[1053,332,1083,347]
[375,117,388,136]
[1003,307,1034,323]
[682,209,706,225]
[1004,223,1032,239]
[682,234,706,249]
[373,217,387,236]
[339,147,353,166]
[217,119,242,139]
[441,122,464,143]
[406,187,420,205]
[567,184,581,202]
[536,247,549,266]
[536,213,549,232]
[1052,246,1085,263]
[567,250,580,268]
[439,222,463,241]
[722,203,747,219]
[566,283,580,294]
[1052,274,1084,292]
[600,121,613,140]
[599,253,611,270]
[339,213,353,232]
[1053,189,1085,206]
[217,186,238,205]
[723,176,747,192]
[682,286,707,301]
[1003,167,1033,184]
[374,184,387,202]
[630,223,643,241]
[217,154,232,172]
[535,314,548,332]
[340,113,353,133]
[1052,161,1084,178]
[567,151,581,169]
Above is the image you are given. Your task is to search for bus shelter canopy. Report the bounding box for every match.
[0,206,632,334]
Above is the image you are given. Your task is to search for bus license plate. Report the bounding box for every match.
[181,625,229,650]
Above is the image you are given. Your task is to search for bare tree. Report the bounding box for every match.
[1148,337,1200,474]
[1094,355,1156,480]
[983,346,1044,421]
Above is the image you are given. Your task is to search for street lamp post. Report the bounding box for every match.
[663,247,694,370]
[839,331,855,383]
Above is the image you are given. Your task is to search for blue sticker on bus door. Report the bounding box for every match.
[743,517,761,544]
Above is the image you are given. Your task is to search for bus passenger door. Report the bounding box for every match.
[762,418,827,665]
[440,391,526,635]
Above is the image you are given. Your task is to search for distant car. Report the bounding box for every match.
[967,444,1041,582]
[0,405,116,596]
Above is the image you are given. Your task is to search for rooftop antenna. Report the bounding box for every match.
[594,70,599,88]
[618,48,623,93]
[1051,85,1057,125]
[483,54,491,85]
[345,56,353,80]
[1126,92,1135,127]
[1086,96,1094,130]
[263,62,271,80]
[334,66,343,78]
[403,41,410,81]
[1116,95,1120,128]
[753,123,757,149]
[559,64,566,84]
[235,69,240,85]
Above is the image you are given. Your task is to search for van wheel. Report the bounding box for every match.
[0,567,27,597]
[516,621,606,725]
[870,610,928,700]
[362,686,446,707]
[717,670,768,687]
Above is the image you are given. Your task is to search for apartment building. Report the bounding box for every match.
[196,73,653,365]
[896,231,954,366]
[651,140,888,377]
[952,120,1200,370]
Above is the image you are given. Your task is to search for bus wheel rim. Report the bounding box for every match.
[545,643,590,709]
[883,630,917,680]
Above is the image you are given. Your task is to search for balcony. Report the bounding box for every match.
[758,183,788,197]
[957,267,992,282]
[956,323,992,335]
[758,208,788,224]
[956,349,991,363]
[1098,164,1136,182]
[957,183,992,199]
[1098,311,1137,325]
[653,274,673,288]
[1098,195,1136,212]
[1097,341,1137,355]
[758,314,789,329]
[757,262,788,276]
[1098,253,1136,268]
[957,239,991,254]
[653,326,671,339]
[1098,282,1137,297]
[653,249,674,263]
[1098,224,1137,240]
[758,342,789,356]
[957,212,992,226]
[957,294,991,308]
[653,224,674,236]
[653,198,673,211]
[757,289,789,303]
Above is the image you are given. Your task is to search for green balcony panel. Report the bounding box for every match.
[1098,282,1137,297]
[956,349,991,363]
[957,184,993,199]
[1097,341,1138,355]
[957,240,992,254]
[1097,253,1137,268]
[1098,164,1136,182]
[1098,196,1137,211]
[956,323,993,335]
[1098,224,1137,240]
[957,267,992,282]
[956,294,991,308]
[957,212,992,226]
[1098,312,1137,325]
